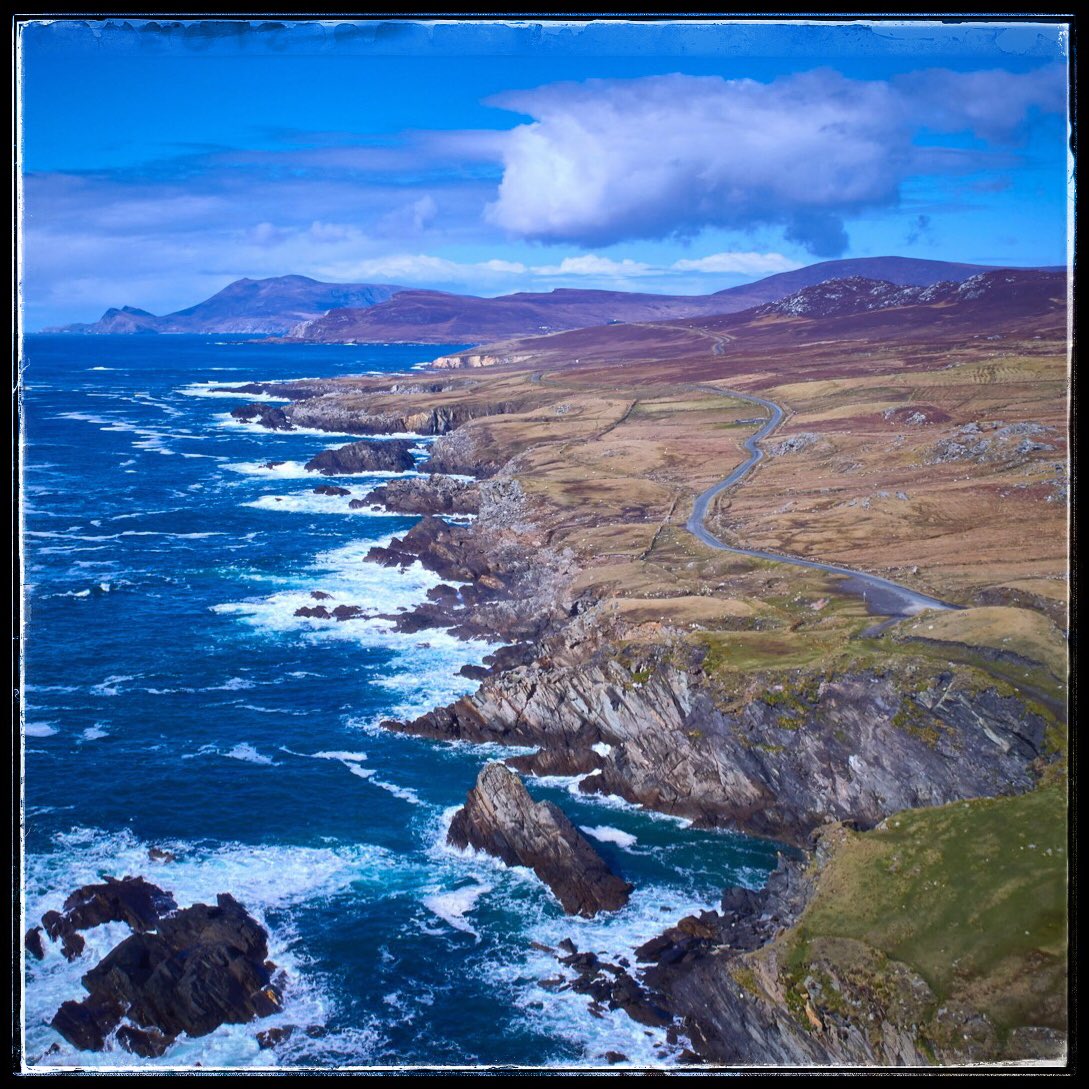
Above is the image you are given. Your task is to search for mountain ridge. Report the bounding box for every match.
[46,258,1063,341]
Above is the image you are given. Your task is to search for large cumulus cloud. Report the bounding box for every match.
[484,67,1064,255]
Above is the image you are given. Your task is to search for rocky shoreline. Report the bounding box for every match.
[220,372,1066,1066]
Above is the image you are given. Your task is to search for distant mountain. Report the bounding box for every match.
[48,275,405,335]
[288,287,711,344]
[287,257,1053,345]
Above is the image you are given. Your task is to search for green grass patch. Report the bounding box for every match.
[792,787,1068,1036]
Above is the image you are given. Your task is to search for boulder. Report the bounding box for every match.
[304,439,416,476]
[448,763,631,917]
[313,484,351,496]
[230,404,292,431]
[25,927,46,961]
[117,1025,174,1058]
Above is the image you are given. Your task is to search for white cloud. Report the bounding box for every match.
[485,67,1064,254]
[531,255,653,277]
[671,251,799,275]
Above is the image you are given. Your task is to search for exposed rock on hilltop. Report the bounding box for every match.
[39,878,282,1056]
[304,438,417,475]
[929,420,1057,465]
[755,269,1065,322]
[448,762,632,917]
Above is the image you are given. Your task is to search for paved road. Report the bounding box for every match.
[685,384,957,618]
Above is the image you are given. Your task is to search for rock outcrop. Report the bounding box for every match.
[230,403,293,431]
[41,875,178,962]
[400,647,1051,847]
[448,763,632,917]
[304,438,416,476]
[362,475,480,515]
[46,882,282,1055]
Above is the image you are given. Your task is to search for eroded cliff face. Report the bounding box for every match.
[394,644,1049,846]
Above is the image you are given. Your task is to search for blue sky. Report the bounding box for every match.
[18,18,1071,328]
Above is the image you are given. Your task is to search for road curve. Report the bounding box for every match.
[685,384,957,618]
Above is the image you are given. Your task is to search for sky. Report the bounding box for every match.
[17,18,1072,329]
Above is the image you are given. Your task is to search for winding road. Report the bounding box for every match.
[685,384,957,618]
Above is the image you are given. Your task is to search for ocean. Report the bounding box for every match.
[19,334,781,1069]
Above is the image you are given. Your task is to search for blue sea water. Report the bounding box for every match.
[19,334,781,1070]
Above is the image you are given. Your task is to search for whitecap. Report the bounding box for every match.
[368,777,423,806]
[224,459,425,481]
[244,493,400,517]
[24,722,58,738]
[81,726,109,741]
[176,383,291,402]
[89,675,135,697]
[223,743,275,765]
[579,826,638,850]
[214,413,370,439]
[422,881,492,937]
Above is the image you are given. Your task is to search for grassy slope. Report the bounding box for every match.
[775,786,1068,1047]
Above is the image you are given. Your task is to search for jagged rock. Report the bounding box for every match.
[230,404,292,431]
[362,475,480,515]
[506,747,601,778]
[557,943,673,1027]
[25,927,45,960]
[257,1025,295,1049]
[148,847,176,863]
[51,996,123,1051]
[48,890,282,1054]
[117,1025,174,1058]
[310,590,332,600]
[41,875,178,964]
[61,931,86,961]
[332,605,364,621]
[312,484,351,496]
[304,439,416,476]
[448,763,631,917]
[294,605,331,619]
[770,433,819,456]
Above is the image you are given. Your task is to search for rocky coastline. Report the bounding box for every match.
[211,371,1067,1067]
